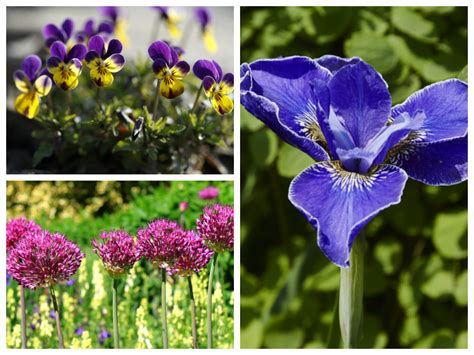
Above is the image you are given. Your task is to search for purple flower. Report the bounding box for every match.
[7,230,85,289]
[6,217,42,252]
[152,7,181,38]
[92,230,140,278]
[197,204,234,252]
[241,55,467,267]
[50,310,56,319]
[99,7,119,23]
[99,328,111,344]
[172,230,214,276]
[7,272,10,287]
[198,186,219,200]
[76,19,114,43]
[136,219,183,271]
[195,7,211,30]
[194,7,217,53]
[75,327,84,336]
[13,56,53,119]
[43,18,74,48]
[148,40,190,99]
[66,278,76,286]
[179,201,189,212]
[193,60,234,115]
[84,35,125,87]
[46,41,87,90]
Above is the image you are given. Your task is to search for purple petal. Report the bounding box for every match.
[88,35,105,57]
[46,56,62,71]
[389,136,467,186]
[193,59,221,81]
[169,46,179,67]
[222,73,234,88]
[240,63,252,91]
[195,7,211,29]
[391,79,467,144]
[289,162,408,267]
[50,41,67,61]
[100,6,118,21]
[61,18,74,39]
[316,55,361,74]
[148,40,173,66]
[327,60,392,148]
[22,55,42,82]
[66,43,87,62]
[84,19,95,37]
[202,76,216,93]
[85,50,100,64]
[42,24,65,42]
[105,39,123,57]
[98,21,114,34]
[152,58,168,75]
[173,60,190,76]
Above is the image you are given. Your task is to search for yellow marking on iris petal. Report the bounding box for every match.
[160,75,184,99]
[14,75,30,93]
[211,93,233,115]
[34,75,52,97]
[15,91,40,119]
[203,28,217,53]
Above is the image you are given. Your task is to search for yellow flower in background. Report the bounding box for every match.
[153,7,182,39]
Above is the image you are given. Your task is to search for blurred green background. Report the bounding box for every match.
[7,181,234,348]
[240,6,467,349]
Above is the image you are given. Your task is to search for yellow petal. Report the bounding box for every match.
[90,67,114,87]
[160,76,184,99]
[34,75,52,97]
[203,29,217,54]
[52,62,81,90]
[14,71,30,93]
[15,91,40,119]
[211,94,233,115]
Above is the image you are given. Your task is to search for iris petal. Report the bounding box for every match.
[316,55,360,74]
[14,92,40,119]
[289,162,408,267]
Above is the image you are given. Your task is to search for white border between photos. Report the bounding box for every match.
[1,0,472,354]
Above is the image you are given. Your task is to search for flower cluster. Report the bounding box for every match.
[171,230,214,276]
[92,230,140,278]
[7,230,84,289]
[6,217,42,252]
[197,204,234,252]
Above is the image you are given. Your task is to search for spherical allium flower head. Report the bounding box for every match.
[198,186,219,200]
[7,230,84,289]
[92,230,140,278]
[6,217,42,253]
[172,230,214,277]
[136,219,183,270]
[196,204,234,253]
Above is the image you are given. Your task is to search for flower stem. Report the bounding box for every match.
[20,285,27,348]
[66,90,72,115]
[152,79,161,121]
[161,269,169,349]
[207,253,217,348]
[191,83,204,113]
[112,278,120,349]
[187,276,197,348]
[339,234,365,349]
[95,87,101,112]
[49,285,64,349]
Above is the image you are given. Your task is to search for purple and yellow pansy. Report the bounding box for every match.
[47,41,87,90]
[14,55,53,119]
[99,6,128,46]
[84,35,125,87]
[76,19,114,44]
[153,6,182,39]
[193,59,234,115]
[194,7,217,53]
[43,18,74,48]
[148,40,190,99]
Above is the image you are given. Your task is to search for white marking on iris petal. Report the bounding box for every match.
[324,161,377,193]
[295,101,324,142]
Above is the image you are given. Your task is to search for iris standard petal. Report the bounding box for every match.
[14,91,40,119]
[391,79,467,144]
[220,73,234,94]
[328,60,391,147]
[316,55,360,74]
[193,59,221,81]
[171,61,190,79]
[211,94,234,115]
[104,54,125,73]
[14,70,30,93]
[50,41,67,61]
[160,76,184,99]
[148,40,173,66]
[34,75,53,96]
[152,59,168,78]
[105,39,123,57]
[289,162,408,267]
[66,43,87,62]
[88,35,106,57]
[388,136,467,186]
[240,63,252,91]
[22,55,42,82]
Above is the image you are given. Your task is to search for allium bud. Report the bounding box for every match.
[198,186,219,200]
[6,217,42,253]
[179,201,189,212]
[196,204,234,252]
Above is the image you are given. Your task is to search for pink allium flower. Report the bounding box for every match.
[92,230,140,278]
[136,219,183,271]
[7,230,84,289]
[179,201,189,212]
[198,186,219,200]
[6,217,42,253]
[196,204,234,252]
[172,230,214,276]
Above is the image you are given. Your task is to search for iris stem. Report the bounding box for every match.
[112,278,120,349]
[161,269,169,349]
[207,253,217,348]
[20,285,27,348]
[191,83,204,114]
[49,285,64,349]
[188,277,197,348]
[326,289,340,348]
[339,234,365,349]
[152,79,161,121]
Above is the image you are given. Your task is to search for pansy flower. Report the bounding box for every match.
[99,6,128,46]
[76,19,114,44]
[85,35,125,87]
[194,7,217,53]
[14,55,53,119]
[148,40,190,99]
[47,41,87,90]
[43,18,74,48]
[193,59,234,115]
[153,6,182,39]
[241,55,467,267]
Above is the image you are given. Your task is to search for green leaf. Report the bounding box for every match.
[241,108,264,132]
[373,238,403,275]
[414,328,455,348]
[454,270,467,306]
[399,315,422,346]
[432,210,467,259]
[303,262,340,292]
[458,65,468,82]
[456,330,467,348]
[263,315,304,348]
[391,7,437,42]
[249,129,278,168]
[277,143,315,178]
[344,32,398,74]
[32,142,54,167]
[420,270,454,299]
[241,320,264,348]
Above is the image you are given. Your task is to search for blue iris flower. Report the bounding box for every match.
[241,55,467,267]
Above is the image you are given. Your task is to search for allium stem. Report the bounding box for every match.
[49,286,64,349]
[161,269,169,349]
[20,285,27,348]
[112,278,120,349]
[339,234,364,349]
[207,253,217,348]
[187,277,197,348]
[191,83,204,114]
[152,79,161,121]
